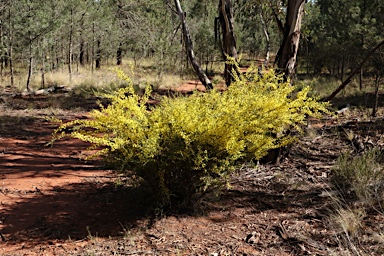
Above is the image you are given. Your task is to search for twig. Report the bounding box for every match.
[0,231,6,241]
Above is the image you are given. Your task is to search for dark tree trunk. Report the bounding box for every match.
[26,41,33,91]
[79,41,84,66]
[275,0,306,81]
[8,5,14,86]
[174,0,213,90]
[91,22,95,72]
[79,12,85,66]
[41,41,45,89]
[95,39,101,69]
[26,8,33,93]
[218,0,238,86]
[372,71,381,117]
[117,43,122,65]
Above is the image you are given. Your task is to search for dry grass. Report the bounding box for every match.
[0,58,208,94]
[328,148,384,255]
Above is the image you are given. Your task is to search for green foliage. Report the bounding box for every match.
[302,0,384,75]
[332,148,384,206]
[52,67,328,208]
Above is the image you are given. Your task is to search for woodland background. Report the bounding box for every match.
[1,1,384,255]
[0,0,382,92]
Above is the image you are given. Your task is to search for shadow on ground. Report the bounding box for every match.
[1,91,109,112]
[331,92,384,109]
[0,165,333,248]
[0,181,155,243]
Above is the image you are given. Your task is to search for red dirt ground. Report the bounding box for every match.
[0,114,119,253]
[1,83,384,255]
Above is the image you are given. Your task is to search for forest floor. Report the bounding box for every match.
[1,81,384,255]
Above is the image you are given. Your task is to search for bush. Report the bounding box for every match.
[52,67,328,208]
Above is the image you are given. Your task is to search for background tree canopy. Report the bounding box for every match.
[0,0,382,90]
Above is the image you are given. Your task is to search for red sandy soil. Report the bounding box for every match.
[0,113,119,253]
[1,83,384,255]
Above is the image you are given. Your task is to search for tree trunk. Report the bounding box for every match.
[117,43,122,65]
[8,5,14,87]
[218,0,238,86]
[275,0,306,81]
[0,19,3,79]
[9,41,14,87]
[174,0,213,90]
[79,13,85,66]
[265,0,306,163]
[41,40,45,89]
[91,22,95,72]
[79,41,84,66]
[372,71,381,117]
[68,8,73,82]
[95,39,101,69]
[259,7,270,67]
[26,40,33,91]
[26,3,33,93]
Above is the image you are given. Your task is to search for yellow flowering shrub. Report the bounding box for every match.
[52,67,328,207]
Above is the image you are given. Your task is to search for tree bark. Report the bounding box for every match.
[95,39,101,69]
[26,40,33,91]
[174,0,213,90]
[79,19,85,66]
[8,3,14,86]
[259,7,270,67]
[275,0,306,81]
[68,8,73,82]
[265,0,306,164]
[41,40,45,89]
[218,0,238,86]
[91,22,95,72]
[26,1,33,93]
[79,41,85,66]
[0,18,3,79]
[117,42,122,65]
[372,71,381,117]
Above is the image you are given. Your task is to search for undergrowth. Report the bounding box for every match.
[52,66,328,209]
[331,148,384,205]
[329,148,384,254]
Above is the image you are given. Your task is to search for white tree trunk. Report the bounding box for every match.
[275,0,306,80]
[174,0,213,90]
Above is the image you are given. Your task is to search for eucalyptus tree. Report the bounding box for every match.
[218,0,238,86]
[174,0,213,89]
[274,0,306,81]
[235,0,281,64]
[185,0,219,74]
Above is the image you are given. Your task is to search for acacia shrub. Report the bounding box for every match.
[53,67,328,207]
